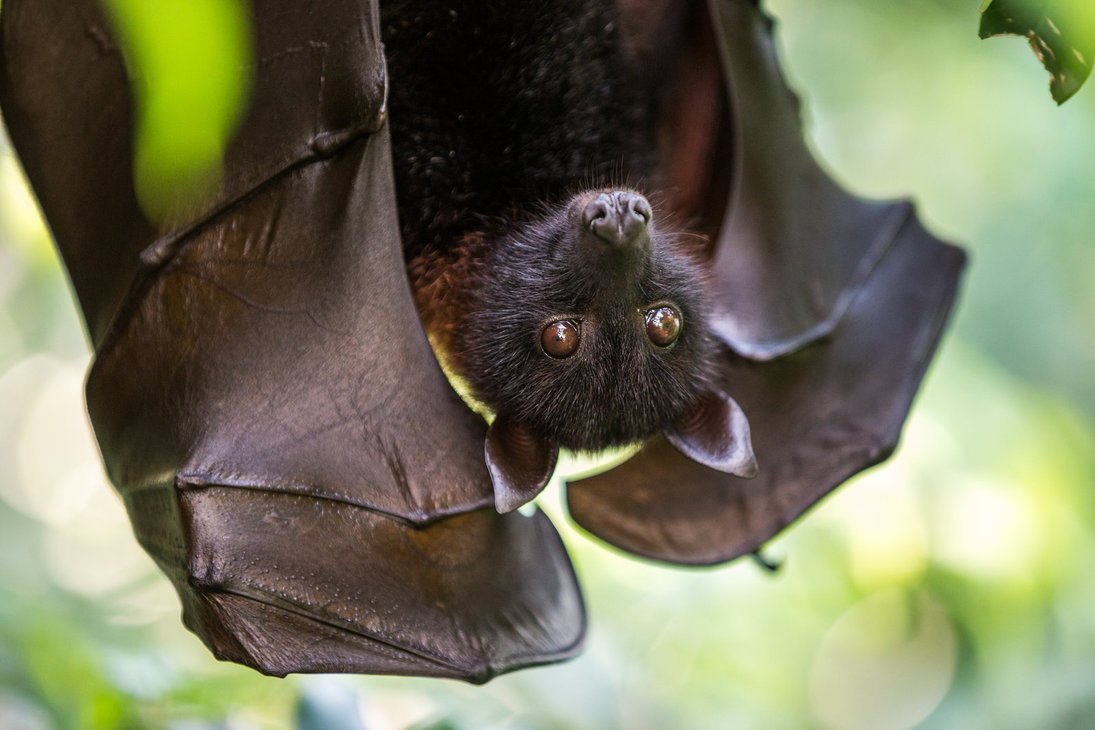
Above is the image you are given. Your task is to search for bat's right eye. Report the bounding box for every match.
[644,305,682,347]
[541,320,581,359]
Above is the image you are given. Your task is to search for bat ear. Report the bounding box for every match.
[666,389,758,477]
[486,417,560,513]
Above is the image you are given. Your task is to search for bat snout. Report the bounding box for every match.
[582,191,652,248]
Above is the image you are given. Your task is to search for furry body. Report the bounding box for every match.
[381,0,715,451]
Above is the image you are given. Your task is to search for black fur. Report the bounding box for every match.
[382,0,716,451]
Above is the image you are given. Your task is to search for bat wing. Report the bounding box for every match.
[0,0,583,678]
[566,0,967,564]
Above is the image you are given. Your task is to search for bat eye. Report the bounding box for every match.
[541,320,581,359]
[645,305,682,347]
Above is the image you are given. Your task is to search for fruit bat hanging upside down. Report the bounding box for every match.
[0,0,964,681]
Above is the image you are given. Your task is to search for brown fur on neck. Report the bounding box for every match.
[407,231,490,374]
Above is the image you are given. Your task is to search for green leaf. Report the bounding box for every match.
[99,0,254,222]
[980,0,1095,104]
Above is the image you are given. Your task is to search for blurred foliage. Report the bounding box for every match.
[98,0,253,223]
[2,0,1095,728]
[980,0,1095,104]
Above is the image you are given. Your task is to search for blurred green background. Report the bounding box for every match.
[3,0,1095,727]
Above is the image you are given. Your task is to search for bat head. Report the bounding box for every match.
[458,189,757,512]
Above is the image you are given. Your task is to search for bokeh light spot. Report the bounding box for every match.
[808,589,957,730]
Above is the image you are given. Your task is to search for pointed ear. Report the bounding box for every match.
[485,417,560,513]
[666,390,758,477]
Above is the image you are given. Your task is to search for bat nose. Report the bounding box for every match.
[582,191,652,247]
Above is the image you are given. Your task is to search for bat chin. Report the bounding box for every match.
[483,385,756,514]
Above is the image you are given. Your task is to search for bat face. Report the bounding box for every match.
[414,186,754,515]
[458,189,716,453]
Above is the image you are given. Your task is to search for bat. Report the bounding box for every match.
[384,0,757,512]
[0,0,965,683]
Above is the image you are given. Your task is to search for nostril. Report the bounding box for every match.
[585,193,621,244]
[628,194,653,224]
[582,197,612,231]
[618,192,651,244]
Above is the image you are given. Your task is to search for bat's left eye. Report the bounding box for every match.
[644,305,682,347]
[541,320,581,359]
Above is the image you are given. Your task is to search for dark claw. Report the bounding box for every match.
[750,550,783,574]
